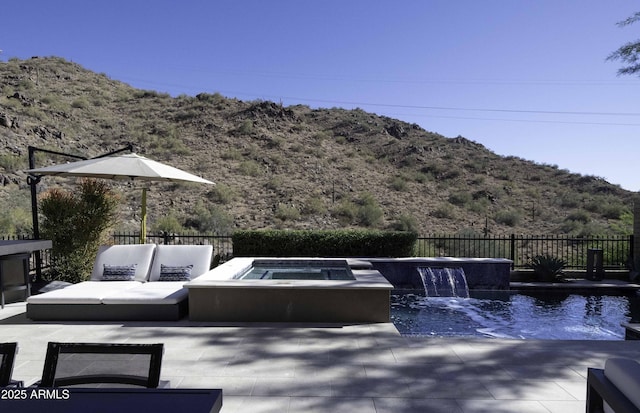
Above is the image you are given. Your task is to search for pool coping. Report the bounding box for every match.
[186,257,393,323]
[187,257,393,290]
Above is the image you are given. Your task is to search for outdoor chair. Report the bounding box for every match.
[0,342,23,387]
[38,342,164,388]
[587,358,640,413]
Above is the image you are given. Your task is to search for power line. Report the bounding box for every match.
[381,112,640,127]
[116,75,640,120]
[269,96,640,117]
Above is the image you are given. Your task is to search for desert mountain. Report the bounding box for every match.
[0,57,634,236]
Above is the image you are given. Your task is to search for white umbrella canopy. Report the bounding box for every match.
[27,153,215,243]
[26,153,214,184]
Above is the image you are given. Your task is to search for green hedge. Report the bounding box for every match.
[232,229,417,257]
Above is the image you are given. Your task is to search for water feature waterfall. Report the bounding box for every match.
[417,267,470,298]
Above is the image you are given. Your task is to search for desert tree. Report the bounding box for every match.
[608,11,640,76]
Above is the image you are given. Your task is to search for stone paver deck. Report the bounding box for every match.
[1,302,638,412]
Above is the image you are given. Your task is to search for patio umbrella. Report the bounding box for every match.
[26,153,214,243]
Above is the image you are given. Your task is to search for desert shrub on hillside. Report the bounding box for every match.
[391,213,418,232]
[467,198,490,215]
[302,196,327,215]
[188,203,233,235]
[494,209,522,227]
[331,200,358,225]
[357,193,383,227]
[236,119,254,135]
[448,191,472,206]
[0,154,23,172]
[206,183,236,204]
[238,160,261,176]
[153,213,184,234]
[390,176,408,192]
[431,204,456,219]
[71,97,90,109]
[558,193,581,208]
[275,203,300,221]
[0,187,32,235]
[221,149,243,161]
[601,203,627,220]
[566,210,590,224]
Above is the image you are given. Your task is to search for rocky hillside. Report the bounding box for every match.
[0,57,635,236]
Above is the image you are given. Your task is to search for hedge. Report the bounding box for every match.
[232,229,417,257]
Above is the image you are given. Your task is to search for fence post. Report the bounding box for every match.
[510,234,516,268]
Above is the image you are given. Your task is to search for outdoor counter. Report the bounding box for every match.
[0,239,52,307]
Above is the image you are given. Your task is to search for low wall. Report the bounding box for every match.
[186,257,393,322]
[367,257,513,290]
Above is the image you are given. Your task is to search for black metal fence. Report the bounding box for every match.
[111,232,234,261]
[415,234,632,270]
[112,232,631,270]
[5,232,634,276]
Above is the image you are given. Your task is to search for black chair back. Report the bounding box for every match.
[0,342,18,387]
[39,342,164,388]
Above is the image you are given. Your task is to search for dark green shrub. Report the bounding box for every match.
[232,229,417,257]
[40,179,120,283]
[528,255,567,282]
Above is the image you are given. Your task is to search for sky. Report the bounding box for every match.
[2,1,640,190]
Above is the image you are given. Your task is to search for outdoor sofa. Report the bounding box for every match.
[587,358,640,413]
[26,244,213,321]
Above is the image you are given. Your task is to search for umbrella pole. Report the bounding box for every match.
[140,188,147,244]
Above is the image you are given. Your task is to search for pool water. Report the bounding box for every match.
[236,260,355,280]
[391,291,640,340]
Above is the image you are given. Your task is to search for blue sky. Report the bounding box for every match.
[2,1,639,190]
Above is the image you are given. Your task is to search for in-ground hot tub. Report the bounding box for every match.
[186,258,393,323]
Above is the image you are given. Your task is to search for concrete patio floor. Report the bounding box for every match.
[1,302,638,413]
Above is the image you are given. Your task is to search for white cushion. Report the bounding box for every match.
[604,358,640,412]
[101,282,188,305]
[90,244,156,282]
[148,245,213,282]
[27,281,142,304]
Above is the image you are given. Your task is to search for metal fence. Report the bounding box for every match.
[111,232,234,261]
[415,234,632,270]
[112,232,632,270]
[5,232,633,276]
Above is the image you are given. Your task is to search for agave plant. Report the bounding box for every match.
[528,254,567,282]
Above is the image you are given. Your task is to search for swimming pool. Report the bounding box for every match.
[391,291,640,340]
[236,259,356,280]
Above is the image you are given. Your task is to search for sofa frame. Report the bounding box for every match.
[587,367,640,413]
[26,244,212,321]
